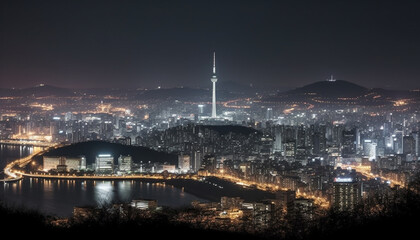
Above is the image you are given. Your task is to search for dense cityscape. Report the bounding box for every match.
[1,0,420,238]
[1,60,419,233]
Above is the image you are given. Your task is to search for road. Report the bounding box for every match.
[208,172,330,208]
[0,139,55,147]
[1,144,59,182]
[340,163,405,187]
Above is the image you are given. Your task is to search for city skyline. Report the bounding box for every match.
[1,0,420,90]
[1,1,420,238]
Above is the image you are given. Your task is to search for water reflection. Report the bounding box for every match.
[0,178,206,217]
[0,144,206,217]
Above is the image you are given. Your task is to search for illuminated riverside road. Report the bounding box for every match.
[19,172,197,181]
[0,145,206,216]
[207,173,330,208]
[340,164,405,187]
[0,139,55,147]
[3,145,329,209]
[1,144,60,182]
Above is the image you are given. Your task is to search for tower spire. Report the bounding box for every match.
[211,52,218,118]
[213,52,216,74]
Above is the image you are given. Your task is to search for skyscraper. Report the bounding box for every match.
[266,108,273,120]
[342,128,357,156]
[332,177,361,211]
[211,52,218,118]
[178,153,191,173]
[363,139,377,160]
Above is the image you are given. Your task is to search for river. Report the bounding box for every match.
[0,144,207,216]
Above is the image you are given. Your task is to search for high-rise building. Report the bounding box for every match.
[95,154,114,173]
[211,52,218,118]
[284,141,296,157]
[273,126,283,153]
[363,139,377,160]
[198,104,205,115]
[332,177,361,211]
[342,128,357,156]
[403,135,415,155]
[118,155,132,172]
[266,108,273,120]
[192,150,202,172]
[413,132,419,156]
[178,153,191,173]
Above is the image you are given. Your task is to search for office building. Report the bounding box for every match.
[363,140,377,160]
[95,154,114,173]
[332,177,361,211]
[178,153,191,173]
[131,199,158,210]
[118,155,132,172]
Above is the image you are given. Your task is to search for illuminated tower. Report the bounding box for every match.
[211,52,218,118]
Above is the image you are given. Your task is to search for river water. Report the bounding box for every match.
[0,144,206,216]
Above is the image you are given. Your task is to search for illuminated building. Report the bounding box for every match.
[221,197,244,210]
[118,155,132,172]
[403,135,415,155]
[294,198,315,220]
[95,154,114,173]
[281,176,299,191]
[273,126,283,153]
[198,104,204,115]
[161,164,176,173]
[275,190,296,208]
[43,156,61,171]
[192,150,202,172]
[342,128,357,156]
[242,201,274,227]
[66,156,86,171]
[43,156,86,171]
[266,108,273,120]
[211,52,218,118]
[332,177,361,211]
[413,131,419,156]
[131,199,157,210]
[178,153,191,173]
[239,162,252,178]
[284,141,296,157]
[363,139,377,161]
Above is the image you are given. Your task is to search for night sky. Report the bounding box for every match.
[1,0,419,90]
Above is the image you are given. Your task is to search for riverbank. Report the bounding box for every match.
[18,173,274,203]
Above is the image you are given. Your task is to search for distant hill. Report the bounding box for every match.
[286,80,368,98]
[20,84,76,97]
[136,87,209,101]
[0,84,76,97]
[217,80,257,94]
[40,141,177,166]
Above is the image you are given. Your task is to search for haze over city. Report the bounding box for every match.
[1,0,420,90]
[1,1,420,239]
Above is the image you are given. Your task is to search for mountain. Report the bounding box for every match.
[20,84,77,97]
[135,87,209,101]
[217,81,257,95]
[0,84,76,97]
[286,80,368,98]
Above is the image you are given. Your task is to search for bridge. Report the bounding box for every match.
[0,139,55,147]
[0,146,57,183]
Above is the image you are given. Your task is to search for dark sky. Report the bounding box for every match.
[1,0,419,90]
